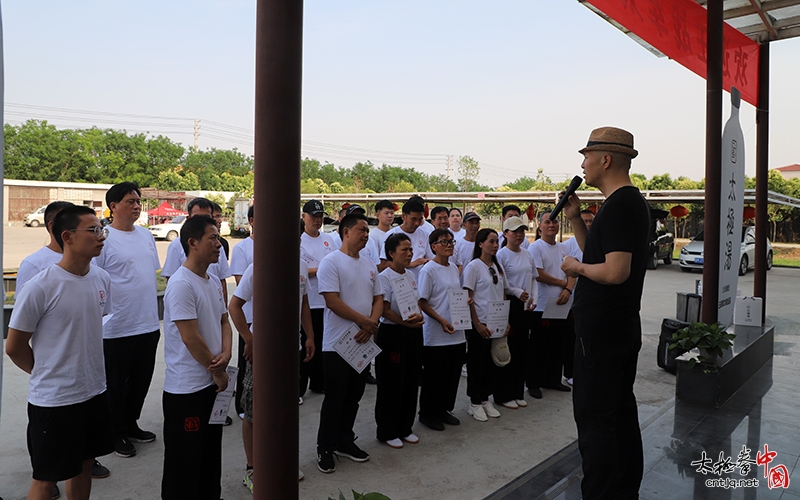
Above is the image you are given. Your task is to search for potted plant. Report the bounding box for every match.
[669,321,736,373]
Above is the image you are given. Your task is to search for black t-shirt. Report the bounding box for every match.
[572,186,650,344]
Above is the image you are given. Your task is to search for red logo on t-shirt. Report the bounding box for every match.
[184,417,200,432]
[324,241,329,247]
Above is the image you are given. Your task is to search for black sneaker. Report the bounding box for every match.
[335,441,370,462]
[365,374,377,385]
[528,387,543,399]
[419,415,445,431]
[441,412,460,426]
[91,460,110,478]
[52,484,61,500]
[317,451,335,473]
[223,416,233,426]
[128,424,156,443]
[114,436,137,458]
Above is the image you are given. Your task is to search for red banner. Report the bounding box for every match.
[588,0,760,106]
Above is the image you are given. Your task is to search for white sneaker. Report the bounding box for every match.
[243,469,254,492]
[298,468,304,481]
[500,400,519,409]
[461,364,468,377]
[515,399,528,408]
[567,378,574,386]
[468,403,488,422]
[483,401,501,418]
[385,438,404,449]
[299,397,304,405]
[402,433,419,444]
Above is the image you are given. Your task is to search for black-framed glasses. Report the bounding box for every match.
[488,266,498,285]
[435,239,456,246]
[70,226,109,239]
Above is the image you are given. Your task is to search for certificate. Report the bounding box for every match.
[486,299,510,338]
[333,323,382,373]
[209,365,239,424]
[300,249,318,267]
[525,274,537,311]
[542,295,574,320]
[390,274,421,321]
[448,290,472,330]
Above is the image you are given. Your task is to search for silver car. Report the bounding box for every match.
[148,215,187,241]
[679,226,773,276]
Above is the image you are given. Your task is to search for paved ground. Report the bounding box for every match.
[1,225,795,499]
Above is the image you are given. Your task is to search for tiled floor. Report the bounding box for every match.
[489,355,799,500]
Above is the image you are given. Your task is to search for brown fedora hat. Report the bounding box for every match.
[578,126,638,158]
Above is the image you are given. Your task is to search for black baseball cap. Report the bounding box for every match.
[345,204,365,215]
[463,211,481,222]
[302,200,325,215]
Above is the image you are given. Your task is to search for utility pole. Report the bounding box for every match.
[193,119,200,149]
[446,155,452,180]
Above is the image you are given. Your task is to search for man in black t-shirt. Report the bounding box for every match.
[560,127,650,500]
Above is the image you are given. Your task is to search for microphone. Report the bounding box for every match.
[549,175,583,221]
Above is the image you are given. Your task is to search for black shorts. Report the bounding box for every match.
[27,392,114,481]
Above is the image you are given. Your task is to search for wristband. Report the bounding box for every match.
[564,287,572,294]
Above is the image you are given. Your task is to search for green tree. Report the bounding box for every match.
[457,155,480,192]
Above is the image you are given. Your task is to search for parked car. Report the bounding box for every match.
[646,209,675,270]
[23,206,48,227]
[679,226,773,276]
[148,215,187,241]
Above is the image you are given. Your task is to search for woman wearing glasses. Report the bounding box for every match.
[375,233,425,449]
[495,217,536,409]
[417,229,466,432]
[462,228,526,422]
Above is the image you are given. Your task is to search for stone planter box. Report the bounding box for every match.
[675,322,774,407]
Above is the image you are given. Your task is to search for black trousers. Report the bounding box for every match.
[162,385,222,500]
[300,308,325,395]
[573,337,643,500]
[563,312,576,380]
[235,328,248,415]
[374,324,422,441]
[317,351,367,453]
[419,343,466,421]
[495,297,530,403]
[465,328,496,405]
[103,330,160,436]
[528,312,566,389]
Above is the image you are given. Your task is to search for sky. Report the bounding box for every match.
[3,0,799,187]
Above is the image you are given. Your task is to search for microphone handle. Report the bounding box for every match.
[549,175,583,221]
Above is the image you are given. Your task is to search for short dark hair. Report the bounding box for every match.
[187,197,214,215]
[580,209,594,216]
[53,205,96,249]
[375,200,394,212]
[106,182,141,210]
[44,201,74,227]
[448,207,462,217]
[384,233,411,262]
[212,202,223,214]
[430,206,448,219]
[502,205,521,218]
[428,228,454,255]
[402,201,424,215]
[180,215,217,256]
[338,213,368,237]
[248,205,254,220]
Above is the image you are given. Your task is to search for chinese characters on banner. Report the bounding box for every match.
[718,88,745,326]
[692,444,790,490]
[586,0,760,106]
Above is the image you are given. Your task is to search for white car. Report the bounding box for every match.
[148,215,187,241]
[23,206,48,227]
[679,226,773,276]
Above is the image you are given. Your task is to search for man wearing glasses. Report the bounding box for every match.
[7,206,114,500]
[94,182,162,459]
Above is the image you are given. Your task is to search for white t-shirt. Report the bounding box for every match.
[382,226,434,280]
[462,259,509,325]
[563,237,583,261]
[378,267,419,326]
[450,227,465,240]
[454,238,476,268]
[94,225,161,338]
[300,231,339,309]
[497,246,539,293]
[367,227,390,266]
[230,237,255,323]
[418,260,466,346]
[16,246,62,291]
[163,266,227,394]
[161,237,231,280]
[317,250,382,352]
[529,239,570,312]
[9,265,112,407]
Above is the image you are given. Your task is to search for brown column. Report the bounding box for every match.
[755,42,769,323]
[702,0,723,324]
[252,0,303,498]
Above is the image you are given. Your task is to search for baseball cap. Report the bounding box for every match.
[302,200,325,215]
[345,204,366,215]
[502,216,527,232]
[463,211,481,222]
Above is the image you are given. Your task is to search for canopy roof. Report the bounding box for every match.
[147,201,186,217]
